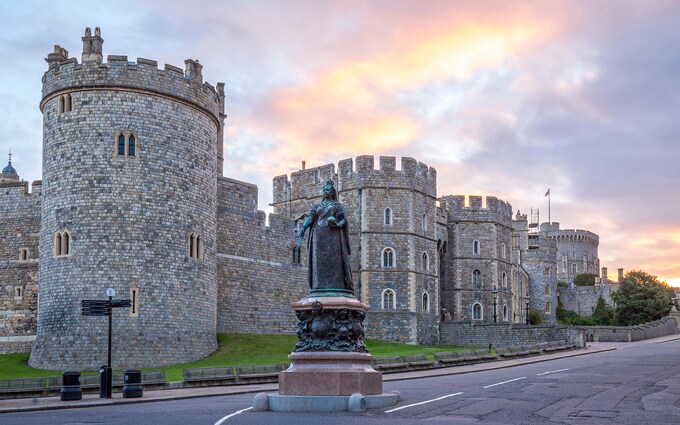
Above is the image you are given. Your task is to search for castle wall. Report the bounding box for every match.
[30,31,223,369]
[215,177,306,334]
[583,316,677,342]
[0,182,41,352]
[559,283,617,316]
[440,321,584,347]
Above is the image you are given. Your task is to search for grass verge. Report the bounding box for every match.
[0,333,472,382]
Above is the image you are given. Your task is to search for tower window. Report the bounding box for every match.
[502,242,506,259]
[188,233,203,260]
[382,247,395,268]
[292,245,301,264]
[384,208,392,225]
[130,288,139,317]
[114,132,139,157]
[503,305,508,321]
[502,272,507,287]
[572,263,577,275]
[421,252,429,271]
[472,269,481,285]
[422,213,427,232]
[14,287,23,298]
[472,303,483,320]
[19,248,29,261]
[545,284,550,296]
[545,301,551,313]
[382,289,396,309]
[54,230,71,257]
[473,240,480,255]
[422,292,429,312]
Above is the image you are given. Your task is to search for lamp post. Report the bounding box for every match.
[525,295,530,325]
[492,286,498,323]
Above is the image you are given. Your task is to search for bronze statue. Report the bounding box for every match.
[296,180,353,296]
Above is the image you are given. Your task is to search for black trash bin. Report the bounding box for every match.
[123,369,143,398]
[60,371,82,401]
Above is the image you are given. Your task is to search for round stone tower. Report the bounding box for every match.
[29,28,225,369]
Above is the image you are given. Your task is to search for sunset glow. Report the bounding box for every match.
[1,1,679,286]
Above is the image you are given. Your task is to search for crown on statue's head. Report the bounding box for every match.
[324,179,335,188]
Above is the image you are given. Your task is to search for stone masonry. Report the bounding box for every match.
[0,28,609,367]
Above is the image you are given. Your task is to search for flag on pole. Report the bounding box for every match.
[545,188,550,197]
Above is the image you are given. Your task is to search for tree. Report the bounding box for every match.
[592,297,615,325]
[611,270,675,326]
[528,309,544,325]
[573,273,597,286]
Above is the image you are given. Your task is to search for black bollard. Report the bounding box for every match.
[60,371,82,401]
[122,370,143,398]
[99,365,112,398]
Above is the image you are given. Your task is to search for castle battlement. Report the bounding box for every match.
[542,223,599,244]
[0,181,42,199]
[443,195,512,224]
[273,155,437,204]
[41,29,224,127]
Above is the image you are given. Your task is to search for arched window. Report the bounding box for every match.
[502,242,506,258]
[502,272,507,287]
[572,263,577,275]
[58,96,65,114]
[384,208,392,225]
[65,94,73,112]
[382,289,396,309]
[118,134,126,156]
[292,246,301,264]
[472,269,481,285]
[128,134,136,156]
[382,248,395,267]
[422,292,429,312]
[473,240,480,255]
[188,233,203,259]
[55,233,62,256]
[545,284,550,296]
[503,305,508,321]
[545,301,551,313]
[472,303,483,320]
[421,252,429,270]
[422,213,427,232]
[62,231,70,255]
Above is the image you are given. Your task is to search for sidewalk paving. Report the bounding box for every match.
[3,335,678,414]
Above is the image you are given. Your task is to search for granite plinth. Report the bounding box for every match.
[279,351,382,396]
[291,296,368,312]
[265,392,398,412]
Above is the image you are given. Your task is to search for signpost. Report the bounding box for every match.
[81,288,132,398]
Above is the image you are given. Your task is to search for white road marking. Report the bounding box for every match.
[214,406,253,425]
[537,368,570,376]
[483,377,526,388]
[385,392,464,413]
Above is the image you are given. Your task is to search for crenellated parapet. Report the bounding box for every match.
[542,222,599,246]
[0,181,42,203]
[273,156,437,208]
[41,28,224,129]
[443,195,512,225]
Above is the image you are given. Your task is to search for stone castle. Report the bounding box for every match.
[0,29,605,369]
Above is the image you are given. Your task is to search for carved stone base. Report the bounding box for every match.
[279,351,382,396]
[292,296,369,352]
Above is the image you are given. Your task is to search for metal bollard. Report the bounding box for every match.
[99,365,112,398]
[122,369,143,398]
[60,371,82,401]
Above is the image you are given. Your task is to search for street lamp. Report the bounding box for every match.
[492,286,498,323]
[524,295,530,325]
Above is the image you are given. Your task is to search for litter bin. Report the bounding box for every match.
[60,371,82,401]
[123,369,143,398]
[100,365,112,398]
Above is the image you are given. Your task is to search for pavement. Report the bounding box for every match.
[2,334,679,414]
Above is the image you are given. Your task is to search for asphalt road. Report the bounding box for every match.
[3,339,679,425]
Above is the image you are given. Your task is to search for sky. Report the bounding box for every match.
[1,1,679,286]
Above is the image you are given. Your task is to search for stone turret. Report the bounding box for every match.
[81,27,103,64]
[0,152,19,184]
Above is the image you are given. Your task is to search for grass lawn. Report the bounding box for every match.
[0,333,473,382]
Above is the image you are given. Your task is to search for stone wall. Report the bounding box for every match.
[0,336,35,354]
[583,316,678,342]
[215,177,307,334]
[0,181,41,352]
[441,321,584,347]
[559,283,617,316]
[543,223,599,284]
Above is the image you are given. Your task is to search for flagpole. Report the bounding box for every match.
[548,191,551,224]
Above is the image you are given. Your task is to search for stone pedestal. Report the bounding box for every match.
[279,352,381,396]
